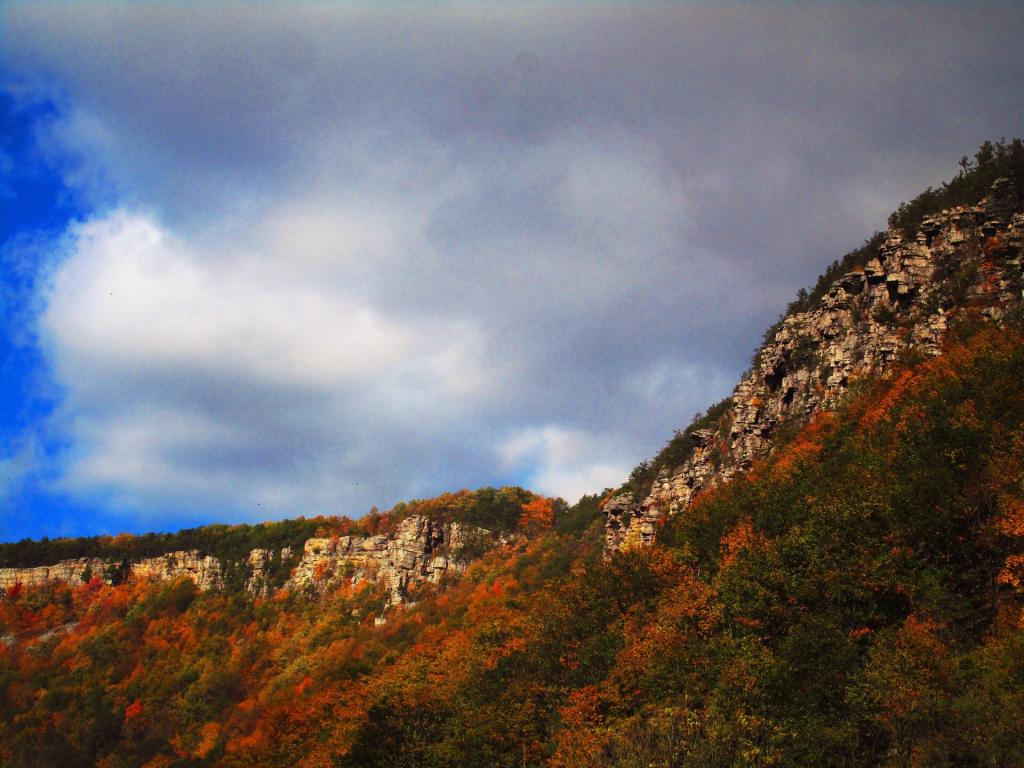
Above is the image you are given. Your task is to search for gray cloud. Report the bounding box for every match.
[2,3,1023,527]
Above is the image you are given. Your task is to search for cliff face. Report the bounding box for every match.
[0,558,109,591]
[606,179,1024,553]
[132,551,225,591]
[0,551,227,593]
[287,515,477,605]
[0,515,483,605]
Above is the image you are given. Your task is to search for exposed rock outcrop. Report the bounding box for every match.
[132,551,224,591]
[0,516,484,607]
[288,515,476,605]
[244,546,292,595]
[0,558,108,591]
[606,180,1024,554]
[0,551,224,592]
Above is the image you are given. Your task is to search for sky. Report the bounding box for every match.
[1,3,1022,541]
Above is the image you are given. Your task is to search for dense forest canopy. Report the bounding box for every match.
[3,318,1023,766]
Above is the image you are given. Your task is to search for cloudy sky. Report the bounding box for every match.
[1,3,1022,540]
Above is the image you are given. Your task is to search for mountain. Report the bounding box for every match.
[606,143,1024,554]
[2,141,1024,767]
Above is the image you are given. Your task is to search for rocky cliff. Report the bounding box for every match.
[0,557,110,591]
[606,178,1024,553]
[0,551,226,593]
[287,515,478,605]
[0,515,484,606]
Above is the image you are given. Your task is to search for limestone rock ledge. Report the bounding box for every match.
[0,515,486,607]
[0,558,109,591]
[133,551,225,591]
[606,180,1024,554]
[0,551,225,593]
[288,515,477,605]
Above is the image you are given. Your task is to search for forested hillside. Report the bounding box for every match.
[3,144,1024,766]
[3,319,1023,766]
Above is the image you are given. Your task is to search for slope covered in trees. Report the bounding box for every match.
[3,143,1024,766]
[3,319,1023,766]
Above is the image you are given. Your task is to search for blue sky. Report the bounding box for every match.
[2,3,1023,542]
[1,92,94,540]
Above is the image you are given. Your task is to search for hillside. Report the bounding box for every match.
[3,319,1023,767]
[2,143,1024,766]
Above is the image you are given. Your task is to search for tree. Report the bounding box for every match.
[519,498,555,535]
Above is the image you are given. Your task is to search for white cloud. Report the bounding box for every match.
[35,210,498,518]
[42,212,429,390]
[499,425,631,503]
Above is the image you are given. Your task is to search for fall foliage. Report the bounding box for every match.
[3,311,1024,764]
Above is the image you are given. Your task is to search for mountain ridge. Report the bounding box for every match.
[605,154,1023,555]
